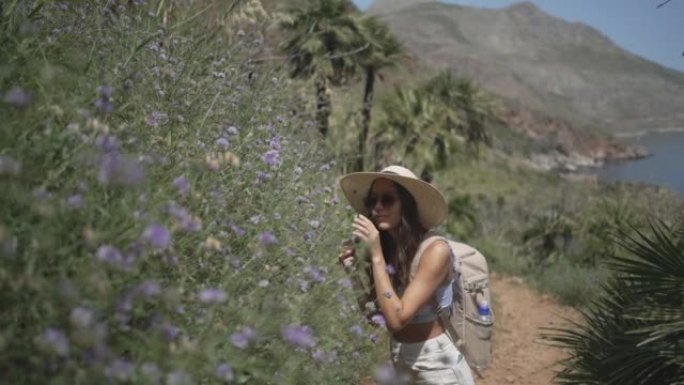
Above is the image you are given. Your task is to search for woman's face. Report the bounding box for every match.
[366,178,402,231]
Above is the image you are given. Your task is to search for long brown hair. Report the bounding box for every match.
[365,180,427,293]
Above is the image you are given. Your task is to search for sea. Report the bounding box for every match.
[589,130,684,195]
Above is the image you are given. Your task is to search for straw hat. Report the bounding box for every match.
[338,165,447,229]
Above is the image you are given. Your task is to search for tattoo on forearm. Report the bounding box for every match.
[383,291,393,299]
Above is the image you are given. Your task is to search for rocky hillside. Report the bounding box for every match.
[369,0,684,135]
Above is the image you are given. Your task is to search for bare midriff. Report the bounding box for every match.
[392,320,445,343]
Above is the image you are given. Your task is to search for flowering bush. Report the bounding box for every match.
[0,1,378,383]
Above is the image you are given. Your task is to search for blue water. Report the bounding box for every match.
[592,131,684,194]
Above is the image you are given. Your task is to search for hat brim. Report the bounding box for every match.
[338,172,447,229]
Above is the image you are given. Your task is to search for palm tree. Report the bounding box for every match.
[521,209,574,268]
[373,87,458,181]
[424,70,493,155]
[542,219,684,385]
[279,0,364,136]
[354,15,403,171]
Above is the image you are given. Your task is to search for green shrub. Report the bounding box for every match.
[542,221,684,384]
[0,2,379,384]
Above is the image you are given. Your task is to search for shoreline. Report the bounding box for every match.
[613,126,684,139]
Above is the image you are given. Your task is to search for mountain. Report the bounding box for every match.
[368,0,684,134]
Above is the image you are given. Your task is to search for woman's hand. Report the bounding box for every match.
[338,243,355,268]
[352,214,382,258]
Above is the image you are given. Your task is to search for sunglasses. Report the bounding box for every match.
[364,193,398,209]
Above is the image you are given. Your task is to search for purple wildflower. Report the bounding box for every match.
[370,334,380,344]
[95,134,119,152]
[242,326,257,339]
[230,331,249,350]
[159,322,179,341]
[135,280,161,298]
[312,349,327,362]
[66,194,84,208]
[257,231,277,247]
[374,364,409,385]
[230,224,245,237]
[97,152,145,186]
[216,137,229,149]
[95,85,114,114]
[215,363,234,382]
[38,328,69,357]
[167,202,189,220]
[143,223,171,250]
[0,155,21,176]
[304,265,326,283]
[350,324,364,337]
[198,288,227,304]
[70,306,95,329]
[173,175,190,195]
[226,125,239,135]
[385,264,396,276]
[3,86,32,108]
[261,150,279,167]
[303,230,315,242]
[281,324,316,350]
[313,349,337,363]
[98,85,113,99]
[166,370,194,385]
[180,215,202,232]
[371,314,386,328]
[105,358,135,381]
[269,136,281,150]
[146,111,169,127]
[96,245,125,266]
[255,171,271,184]
[230,326,256,349]
[339,277,353,289]
[298,279,309,293]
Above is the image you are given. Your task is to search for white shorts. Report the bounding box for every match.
[390,333,475,385]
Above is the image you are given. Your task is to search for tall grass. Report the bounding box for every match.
[0,2,380,383]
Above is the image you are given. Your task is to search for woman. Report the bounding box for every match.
[338,165,474,385]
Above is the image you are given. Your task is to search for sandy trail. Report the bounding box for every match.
[476,273,579,385]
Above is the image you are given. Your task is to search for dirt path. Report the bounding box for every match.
[476,273,579,385]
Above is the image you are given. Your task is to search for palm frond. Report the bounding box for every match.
[541,219,684,385]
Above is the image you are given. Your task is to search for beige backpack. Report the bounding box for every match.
[410,235,494,378]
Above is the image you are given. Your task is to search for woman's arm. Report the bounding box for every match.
[352,214,451,333]
[370,241,450,332]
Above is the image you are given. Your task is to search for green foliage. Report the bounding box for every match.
[521,208,575,269]
[423,70,494,154]
[542,220,684,384]
[0,2,379,384]
[279,0,367,136]
[279,0,361,85]
[374,87,460,179]
[445,194,479,240]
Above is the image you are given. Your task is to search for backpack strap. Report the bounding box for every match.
[409,232,447,280]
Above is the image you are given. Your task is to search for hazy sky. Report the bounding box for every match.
[351,0,684,72]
